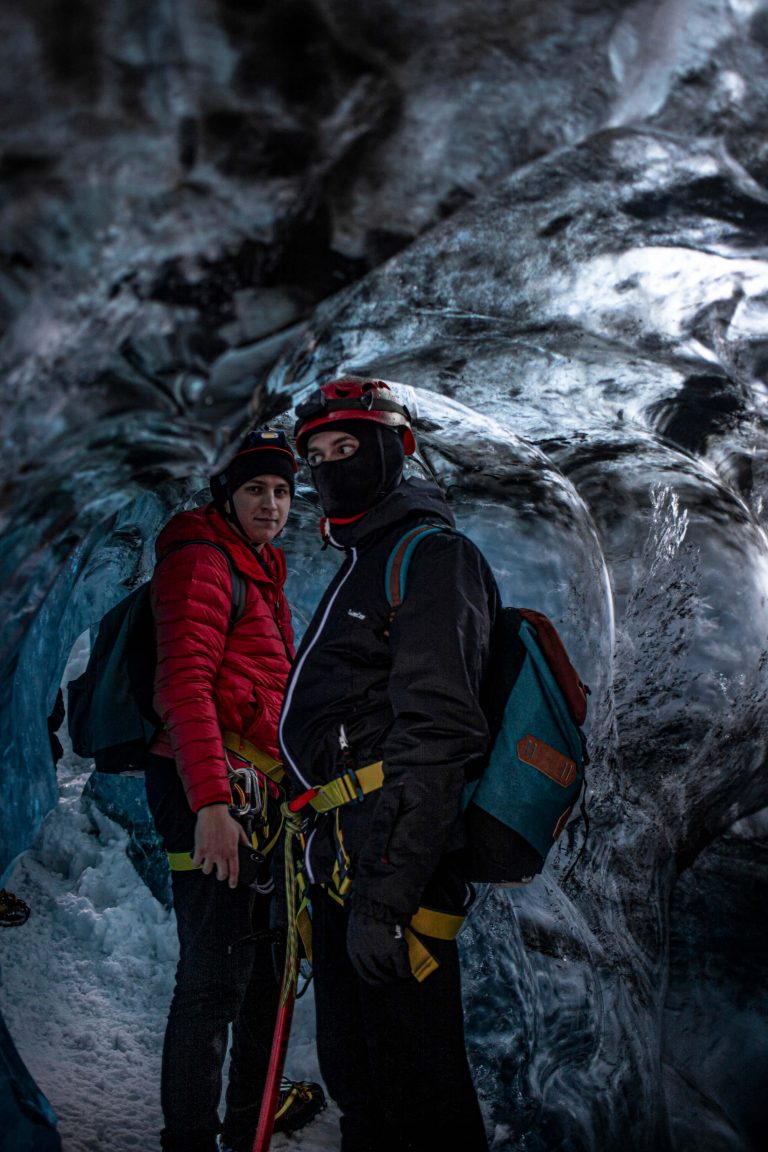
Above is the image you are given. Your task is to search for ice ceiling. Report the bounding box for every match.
[2,1,768,1149]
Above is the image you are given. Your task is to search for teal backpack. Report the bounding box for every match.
[67,541,246,773]
[385,524,589,884]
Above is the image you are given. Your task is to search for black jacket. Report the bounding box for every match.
[279,477,501,921]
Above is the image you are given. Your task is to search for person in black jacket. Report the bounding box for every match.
[279,377,500,1152]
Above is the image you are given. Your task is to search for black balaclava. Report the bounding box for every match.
[310,420,405,518]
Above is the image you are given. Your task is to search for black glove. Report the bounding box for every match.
[346,905,411,986]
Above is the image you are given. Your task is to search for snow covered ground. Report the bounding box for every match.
[0,748,340,1152]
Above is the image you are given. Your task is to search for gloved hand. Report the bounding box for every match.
[346,904,411,986]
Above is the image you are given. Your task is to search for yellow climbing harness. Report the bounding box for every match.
[221,731,286,784]
[167,733,285,873]
[301,761,385,811]
[285,763,467,982]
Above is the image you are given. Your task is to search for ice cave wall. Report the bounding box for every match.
[2,2,768,1149]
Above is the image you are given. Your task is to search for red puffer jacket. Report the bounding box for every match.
[149,503,294,813]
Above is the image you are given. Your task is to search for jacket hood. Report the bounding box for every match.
[155,503,287,587]
[323,477,454,550]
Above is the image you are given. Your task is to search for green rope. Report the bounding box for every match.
[280,804,303,1006]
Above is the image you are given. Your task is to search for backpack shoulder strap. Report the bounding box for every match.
[162,539,246,632]
[385,524,448,609]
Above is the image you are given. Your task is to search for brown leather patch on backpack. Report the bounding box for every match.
[517,735,578,787]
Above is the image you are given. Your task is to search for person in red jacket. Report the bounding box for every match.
[144,428,325,1152]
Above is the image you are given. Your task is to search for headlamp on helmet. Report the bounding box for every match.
[210,426,298,511]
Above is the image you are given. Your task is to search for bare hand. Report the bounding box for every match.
[192,804,249,888]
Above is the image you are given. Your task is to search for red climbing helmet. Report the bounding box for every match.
[293,377,416,458]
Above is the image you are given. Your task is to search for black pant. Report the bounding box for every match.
[311,885,489,1152]
[145,756,280,1152]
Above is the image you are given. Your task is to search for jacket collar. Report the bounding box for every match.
[320,478,454,551]
[155,503,288,587]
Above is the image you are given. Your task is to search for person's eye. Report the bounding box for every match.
[338,442,356,456]
[308,452,323,467]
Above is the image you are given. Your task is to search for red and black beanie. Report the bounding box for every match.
[210,427,298,510]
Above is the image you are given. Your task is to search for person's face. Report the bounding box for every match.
[229,474,291,550]
[306,428,360,467]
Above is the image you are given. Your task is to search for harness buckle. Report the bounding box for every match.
[331,854,354,898]
[341,765,365,804]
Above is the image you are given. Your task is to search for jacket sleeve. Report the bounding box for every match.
[151,544,237,812]
[352,532,497,920]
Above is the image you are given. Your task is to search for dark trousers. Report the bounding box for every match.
[311,886,489,1152]
[146,756,280,1152]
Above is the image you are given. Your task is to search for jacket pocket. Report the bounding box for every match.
[357,783,403,875]
[242,687,266,735]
